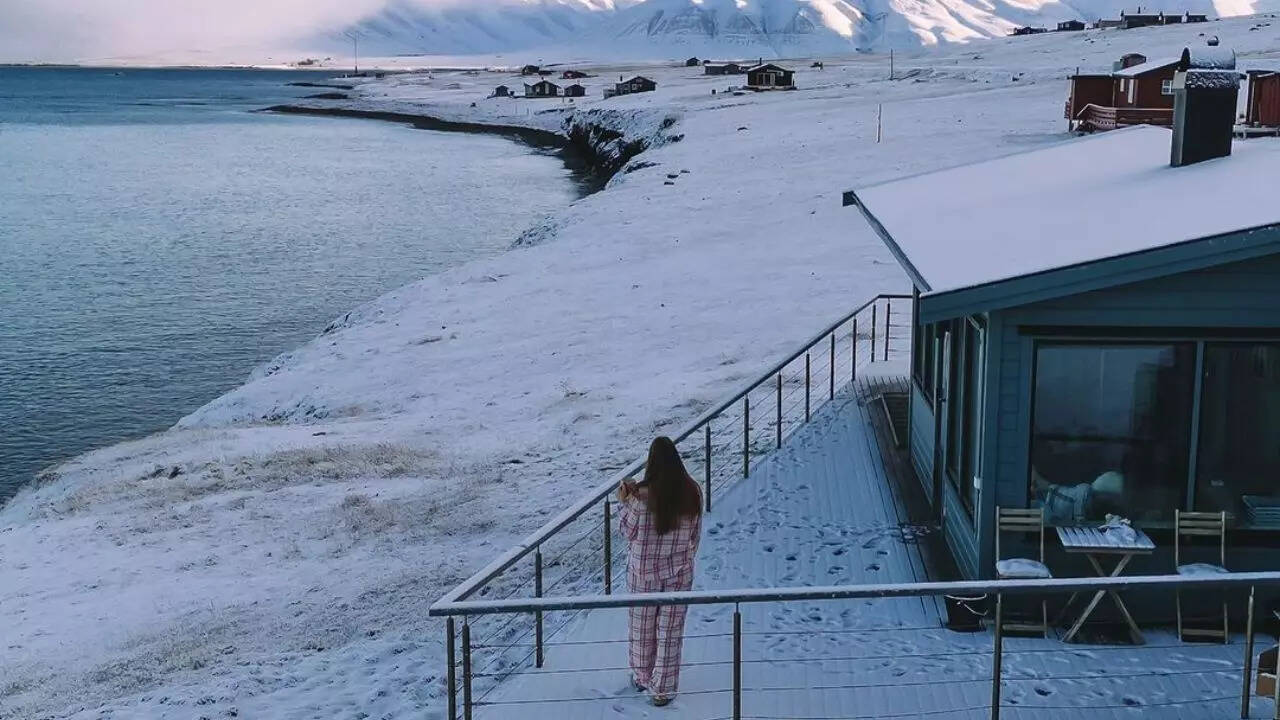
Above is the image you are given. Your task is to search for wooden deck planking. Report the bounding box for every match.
[473,375,1275,720]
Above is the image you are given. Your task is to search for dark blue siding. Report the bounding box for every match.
[988,252,1280,521]
[909,384,934,498]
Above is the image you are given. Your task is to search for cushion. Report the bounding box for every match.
[1177,562,1228,576]
[997,558,1052,580]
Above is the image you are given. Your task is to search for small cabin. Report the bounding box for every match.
[1011,26,1049,36]
[524,80,560,98]
[746,64,795,90]
[685,57,701,67]
[1120,12,1162,28]
[561,70,588,80]
[492,85,511,98]
[607,76,656,98]
[520,64,542,76]
[1245,71,1280,128]
[1185,12,1209,22]
[705,62,746,76]
[1057,20,1086,31]
[1112,56,1177,108]
[564,83,586,98]
[847,62,1279,591]
[1067,54,1180,131]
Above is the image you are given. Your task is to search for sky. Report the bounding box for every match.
[0,0,388,63]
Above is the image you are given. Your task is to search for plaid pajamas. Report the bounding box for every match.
[619,488,701,699]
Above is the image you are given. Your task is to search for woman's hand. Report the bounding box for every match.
[617,478,637,502]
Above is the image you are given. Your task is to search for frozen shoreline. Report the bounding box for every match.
[4,17,1279,719]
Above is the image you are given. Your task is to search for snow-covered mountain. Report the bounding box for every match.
[320,0,1279,59]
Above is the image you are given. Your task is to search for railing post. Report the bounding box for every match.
[462,619,473,720]
[446,617,457,720]
[1242,585,1255,719]
[991,594,1003,720]
[871,304,878,363]
[733,604,742,720]
[535,549,544,668]
[804,352,811,422]
[742,397,750,478]
[851,318,858,382]
[704,424,712,512]
[604,500,613,595]
[829,333,836,400]
[775,373,782,449]
[884,299,891,361]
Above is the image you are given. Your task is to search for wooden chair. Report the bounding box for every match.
[995,507,1052,637]
[1174,509,1229,643]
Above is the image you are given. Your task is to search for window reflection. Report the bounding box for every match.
[1030,343,1194,525]
[1196,343,1280,525]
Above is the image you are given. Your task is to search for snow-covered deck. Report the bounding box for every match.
[471,375,1274,720]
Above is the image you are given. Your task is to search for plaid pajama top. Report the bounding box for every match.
[619,484,702,588]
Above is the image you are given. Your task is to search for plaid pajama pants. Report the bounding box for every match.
[628,569,693,698]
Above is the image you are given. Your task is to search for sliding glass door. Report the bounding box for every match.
[1029,343,1196,525]
[1195,342,1280,524]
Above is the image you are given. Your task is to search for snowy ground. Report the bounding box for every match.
[3,15,1280,720]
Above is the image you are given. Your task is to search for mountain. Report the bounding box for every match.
[318,0,1278,59]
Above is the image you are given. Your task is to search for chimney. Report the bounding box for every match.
[1170,46,1243,167]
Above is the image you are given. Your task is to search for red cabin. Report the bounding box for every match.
[1066,55,1178,132]
[1245,72,1280,128]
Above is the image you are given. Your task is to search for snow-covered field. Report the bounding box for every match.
[3,16,1279,720]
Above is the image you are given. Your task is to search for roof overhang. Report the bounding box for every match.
[846,195,1280,324]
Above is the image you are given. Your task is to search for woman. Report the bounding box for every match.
[617,436,703,707]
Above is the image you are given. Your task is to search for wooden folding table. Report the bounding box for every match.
[1056,525,1156,645]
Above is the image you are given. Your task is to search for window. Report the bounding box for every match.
[958,319,985,517]
[912,306,935,405]
[1195,343,1280,524]
[1029,343,1195,525]
[1127,79,1136,104]
[1161,79,1174,95]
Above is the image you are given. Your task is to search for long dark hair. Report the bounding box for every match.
[642,436,702,535]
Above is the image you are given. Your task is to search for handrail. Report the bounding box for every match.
[430,571,1280,616]
[434,293,913,607]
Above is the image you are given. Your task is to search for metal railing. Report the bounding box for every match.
[437,294,911,604]
[431,572,1280,720]
[427,293,912,713]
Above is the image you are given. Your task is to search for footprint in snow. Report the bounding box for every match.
[865,563,881,571]
[1034,686,1053,697]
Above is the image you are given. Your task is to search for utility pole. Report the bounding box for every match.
[889,49,894,80]
[345,30,362,76]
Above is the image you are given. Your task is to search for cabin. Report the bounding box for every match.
[564,83,586,98]
[1245,71,1280,129]
[847,51,1280,592]
[745,64,796,90]
[685,57,701,67]
[1185,12,1209,22]
[524,80,560,98]
[492,85,511,98]
[1057,20,1086,31]
[1120,11,1162,28]
[1066,54,1179,131]
[705,62,746,76]
[1094,18,1125,29]
[561,70,588,80]
[605,76,656,98]
[520,64,542,76]
[1011,26,1049,35]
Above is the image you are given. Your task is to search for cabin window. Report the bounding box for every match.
[1029,342,1195,526]
[912,308,935,405]
[944,317,984,519]
[1194,343,1280,524]
[1161,79,1174,95]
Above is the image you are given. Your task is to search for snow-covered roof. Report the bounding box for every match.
[1113,57,1178,77]
[851,126,1280,298]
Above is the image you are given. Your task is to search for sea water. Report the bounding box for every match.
[0,67,579,500]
